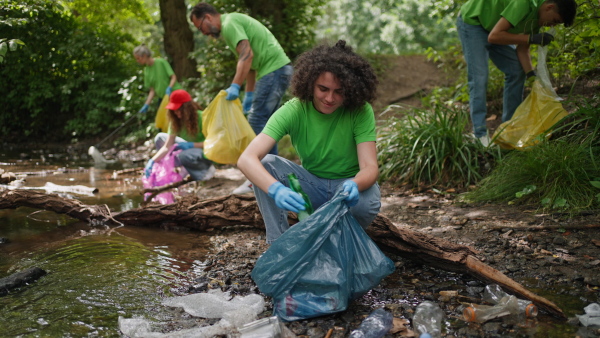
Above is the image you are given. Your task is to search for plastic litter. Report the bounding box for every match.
[413,301,444,338]
[576,303,600,327]
[349,308,393,338]
[251,190,395,321]
[88,146,117,166]
[238,315,297,338]
[287,173,314,221]
[483,284,538,318]
[119,290,266,337]
[463,295,519,323]
[142,145,185,204]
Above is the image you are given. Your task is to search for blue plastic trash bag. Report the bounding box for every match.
[251,190,395,321]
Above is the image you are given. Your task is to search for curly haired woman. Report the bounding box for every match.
[237,40,380,243]
[145,89,215,182]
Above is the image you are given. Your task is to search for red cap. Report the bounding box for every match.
[166,89,192,110]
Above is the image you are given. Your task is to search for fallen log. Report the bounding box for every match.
[0,267,47,296]
[0,189,565,318]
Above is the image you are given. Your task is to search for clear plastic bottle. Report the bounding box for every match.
[483,284,538,318]
[287,173,314,221]
[463,295,519,323]
[349,308,394,338]
[413,301,444,338]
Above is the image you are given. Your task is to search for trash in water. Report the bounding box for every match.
[483,284,538,318]
[349,308,394,338]
[118,290,266,337]
[412,301,444,338]
[88,146,117,166]
[463,296,519,323]
[577,303,600,327]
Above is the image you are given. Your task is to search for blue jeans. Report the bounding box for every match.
[254,155,381,243]
[247,65,293,155]
[154,133,213,181]
[456,16,526,138]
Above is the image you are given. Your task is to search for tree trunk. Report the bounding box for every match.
[159,0,199,80]
[0,190,565,318]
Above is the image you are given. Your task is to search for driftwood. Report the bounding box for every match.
[0,189,565,318]
[0,267,47,296]
[142,176,194,205]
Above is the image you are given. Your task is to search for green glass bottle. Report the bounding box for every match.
[287,173,314,221]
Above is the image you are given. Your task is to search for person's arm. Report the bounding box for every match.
[168,74,177,88]
[237,133,278,193]
[245,69,257,92]
[516,44,534,74]
[351,141,379,191]
[151,133,177,162]
[488,17,530,45]
[231,40,254,87]
[145,88,156,106]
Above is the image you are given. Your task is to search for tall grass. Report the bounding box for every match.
[377,106,501,188]
[463,102,600,212]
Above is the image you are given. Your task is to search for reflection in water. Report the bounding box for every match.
[0,231,209,336]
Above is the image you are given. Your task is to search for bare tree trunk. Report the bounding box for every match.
[159,0,199,79]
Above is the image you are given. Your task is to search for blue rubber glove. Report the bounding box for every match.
[174,142,194,151]
[166,86,172,96]
[342,180,359,207]
[225,83,241,101]
[144,159,154,178]
[242,91,254,114]
[268,181,306,213]
[139,104,149,114]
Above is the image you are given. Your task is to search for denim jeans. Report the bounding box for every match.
[456,16,526,138]
[254,155,381,243]
[247,65,293,155]
[154,133,213,181]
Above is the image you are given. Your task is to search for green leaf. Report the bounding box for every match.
[590,181,600,189]
[0,42,7,57]
[516,185,536,198]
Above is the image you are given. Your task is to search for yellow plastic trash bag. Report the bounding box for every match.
[155,94,170,131]
[492,81,568,150]
[493,42,568,150]
[202,90,256,164]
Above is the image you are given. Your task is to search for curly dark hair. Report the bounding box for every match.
[291,40,378,111]
[168,101,202,137]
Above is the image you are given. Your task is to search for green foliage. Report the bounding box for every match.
[0,0,140,142]
[0,38,24,62]
[377,105,501,188]
[463,139,600,212]
[316,0,459,55]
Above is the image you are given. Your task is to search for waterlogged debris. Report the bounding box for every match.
[577,303,600,327]
[119,290,267,337]
[88,146,117,166]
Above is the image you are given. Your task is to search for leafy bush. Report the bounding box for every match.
[377,105,501,189]
[0,0,139,142]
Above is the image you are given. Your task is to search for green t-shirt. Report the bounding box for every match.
[221,13,291,80]
[460,0,542,34]
[144,58,182,97]
[168,110,206,142]
[262,98,376,179]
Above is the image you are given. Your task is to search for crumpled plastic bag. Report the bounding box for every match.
[142,145,185,204]
[202,90,256,164]
[251,190,395,321]
[155,94,170,131]
[493,44,568,150]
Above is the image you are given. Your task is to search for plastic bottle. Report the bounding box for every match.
[483,284,538,318]
[463,295,519,323]
[349,308,394,338]
[413,301,444,338]
[287,173,314,221]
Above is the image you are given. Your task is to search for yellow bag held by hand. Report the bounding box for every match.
[155,94,170,131]
[202,91,256,164]
[493,43,568,150]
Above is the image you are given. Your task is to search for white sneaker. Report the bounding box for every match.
[201,165,216,181]
[232,179,254,194]
[478,135,491,147]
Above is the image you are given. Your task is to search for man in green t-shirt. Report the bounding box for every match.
[457,0,577,146]
[237,40,380,244]
[190,3,293,194]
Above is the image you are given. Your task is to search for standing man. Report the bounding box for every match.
[457,0,577,146]
[190,3,293,194]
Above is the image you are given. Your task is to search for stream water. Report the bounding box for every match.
[0,145,210,336]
